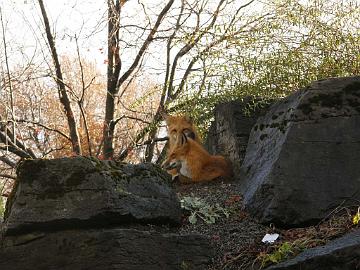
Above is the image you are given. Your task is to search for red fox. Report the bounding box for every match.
[163,132,233,183]
[161,113,202,179]
[162,113,202,148]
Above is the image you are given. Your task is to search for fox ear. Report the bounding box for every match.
[180,132,188,146]
[185,115,193,123]
[159,107,170,121]
[183,128,195,140]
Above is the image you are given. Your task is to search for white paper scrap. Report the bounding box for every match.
[261,233,279,244]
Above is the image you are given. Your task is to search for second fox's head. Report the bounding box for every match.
[162,113,197,144]
[162,132,190,170]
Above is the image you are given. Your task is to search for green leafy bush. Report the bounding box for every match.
[180,196,230,224]
[172,0,359,136]
[0,196,4,221]
[180,196,229,224]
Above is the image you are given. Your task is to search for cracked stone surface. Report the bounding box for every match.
[2,157,181,235]
[205,98,274,175]
[0,157,214,269]
[238,76,360,227]
[0,228,213,270]
[265,229,360,270]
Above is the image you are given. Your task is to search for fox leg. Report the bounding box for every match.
[191,167,225,182]
[167,170,192,183]
[178,174,192,184]
[167,168,180,181]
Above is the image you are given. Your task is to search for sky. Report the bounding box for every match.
[2,0,111,74]
[0,0,185,83]
[1,0,261,86]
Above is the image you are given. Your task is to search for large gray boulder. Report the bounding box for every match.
[205,98,273,174]
[239,77,360,227]
[265,229,360,270]
[0,228,213,270]
[3,157,181,235]
[0,157,214,269]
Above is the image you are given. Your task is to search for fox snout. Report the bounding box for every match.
[162,160,180,171]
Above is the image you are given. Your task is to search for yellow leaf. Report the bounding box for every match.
[353,207,360,225]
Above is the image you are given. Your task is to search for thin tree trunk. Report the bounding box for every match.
[38,0,81,155]
[0,8,16,145]
[103,0,175,159]
[103,0,122,159]
[144,128,157,162]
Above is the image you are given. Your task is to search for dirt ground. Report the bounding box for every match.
[174,179,356,270]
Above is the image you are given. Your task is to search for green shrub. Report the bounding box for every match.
[180,196,230,224]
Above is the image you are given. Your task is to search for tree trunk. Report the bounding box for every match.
[38,0,81,155]
[103,0,175,159]
[103,0,122,159]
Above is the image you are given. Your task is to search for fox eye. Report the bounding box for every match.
[183,129,195,140]
[170,130,177,139]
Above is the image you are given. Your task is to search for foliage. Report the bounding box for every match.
[0,196,4,220]
[353,207,360,225]
[259,242,295,266]
[174,0,360,136]
[257,239,310,269]
[180,195,229,225]
[0,0,359,180]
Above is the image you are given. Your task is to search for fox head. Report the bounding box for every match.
[162,132,190,171]
[161,112,197,145]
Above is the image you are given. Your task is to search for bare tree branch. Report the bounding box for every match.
[75,35,93,156]
[0,174,16,180]
[166,0,226,100]
[103,0,175,159]
[0,117,37,159]
[116,0,175,88]
[0,8,16,145]
[38,0,82,155]
[0,155,16,168]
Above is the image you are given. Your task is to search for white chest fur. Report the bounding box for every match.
[180,160,192,178]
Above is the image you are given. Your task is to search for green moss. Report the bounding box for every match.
[0,196,4,220]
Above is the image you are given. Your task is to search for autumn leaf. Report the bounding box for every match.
[353,207,360,225]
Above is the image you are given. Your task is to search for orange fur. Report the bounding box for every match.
[162,114,201,178]
[164,114,202,149]
[163,133,233,183]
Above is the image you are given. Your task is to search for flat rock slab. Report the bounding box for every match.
[205,98,273,174]
[3,157,181,235]
[265,229,360,270]
[0,228,213,270]
[239,76,360,227]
